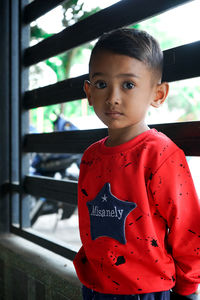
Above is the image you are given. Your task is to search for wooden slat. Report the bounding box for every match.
[24,128,107,153]
[23,41,200,109]
[23,0,192,66]
[162,40,200,82]
[23,0,67,24]
[23,74,88,109]
[24,175,77,205]
[152,121,200,138]
[23,122,200,156]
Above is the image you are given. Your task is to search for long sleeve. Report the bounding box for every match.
[150,149,200,295]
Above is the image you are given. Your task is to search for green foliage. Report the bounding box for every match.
[30,0,100,131]
[167,80,200,121]
[31,25,52,39]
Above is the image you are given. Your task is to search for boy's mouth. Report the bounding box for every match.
[105,111,123,119]
[105,110,123,115]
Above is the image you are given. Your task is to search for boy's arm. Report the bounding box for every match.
[150,149,200,296]
[171,290,200,300]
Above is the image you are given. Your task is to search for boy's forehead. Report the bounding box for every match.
[89,50,150,78]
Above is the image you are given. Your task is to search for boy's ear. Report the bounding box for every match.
[151,82,169,108]
[84,80,93,106]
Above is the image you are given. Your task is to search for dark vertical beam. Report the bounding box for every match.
[0,0,10,232]
[10,0,20,226]
[19,0,30,228]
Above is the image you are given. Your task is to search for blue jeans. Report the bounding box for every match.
[82,285,170,300]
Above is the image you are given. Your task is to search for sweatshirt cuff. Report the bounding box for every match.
[173,281,199,296]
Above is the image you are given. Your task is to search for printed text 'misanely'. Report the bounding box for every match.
[90,205,123,220]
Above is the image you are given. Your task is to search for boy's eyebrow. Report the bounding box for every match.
[117,73,140,78]
[91,72,104,79]
[91,72,140,79]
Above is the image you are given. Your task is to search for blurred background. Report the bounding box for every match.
[27,0,200,249]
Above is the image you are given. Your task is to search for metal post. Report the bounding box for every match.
[19,0,31,228]
[0,0,10,232]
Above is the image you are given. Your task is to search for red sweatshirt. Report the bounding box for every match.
[73,129,200,295]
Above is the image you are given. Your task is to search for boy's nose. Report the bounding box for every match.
[105,87,120,105]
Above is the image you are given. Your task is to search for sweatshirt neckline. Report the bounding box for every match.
[99,129,157,154]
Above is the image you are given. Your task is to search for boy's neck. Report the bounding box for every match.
[106,124,150,147]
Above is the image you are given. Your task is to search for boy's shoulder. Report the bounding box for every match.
[147,129,178,149]
[82,137,106,156]
[146,128,181,154]
[144,129,184,167]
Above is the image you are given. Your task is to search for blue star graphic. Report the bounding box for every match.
[87,183,136,244]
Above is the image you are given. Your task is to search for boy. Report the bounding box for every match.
[73,28,200,299]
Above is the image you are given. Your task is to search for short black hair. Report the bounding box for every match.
[89,28,163,81]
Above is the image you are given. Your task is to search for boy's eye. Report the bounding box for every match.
[94,81,107,89]
[122,81,135,89]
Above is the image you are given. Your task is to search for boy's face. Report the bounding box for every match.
[84,50,168,139]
